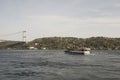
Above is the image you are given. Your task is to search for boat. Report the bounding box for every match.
[64,47,91,55]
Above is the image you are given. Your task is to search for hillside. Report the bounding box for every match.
[0,37,120,50]
[0,41,26,50]
[27,37,120,50]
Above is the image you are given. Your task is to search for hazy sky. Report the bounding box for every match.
[0,0,120,41]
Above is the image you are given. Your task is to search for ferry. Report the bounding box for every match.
[65,47,91,55]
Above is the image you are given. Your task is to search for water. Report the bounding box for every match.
[0,50,120,80]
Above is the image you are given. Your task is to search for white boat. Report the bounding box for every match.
[65,47,91,55]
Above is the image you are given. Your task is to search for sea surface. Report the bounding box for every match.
[0,50,120,80]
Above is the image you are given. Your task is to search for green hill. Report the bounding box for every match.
[1,37,120,50]
[27,37,120,50]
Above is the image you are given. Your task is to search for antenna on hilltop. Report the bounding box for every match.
[22,31,27,43]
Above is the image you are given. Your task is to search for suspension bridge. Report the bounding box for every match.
[0,31,27,42]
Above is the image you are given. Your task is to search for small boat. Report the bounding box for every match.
[65,47,91,55]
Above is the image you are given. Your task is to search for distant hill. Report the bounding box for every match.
[1,37,120,50]
[27,37,120,50]
[0,41,26,50]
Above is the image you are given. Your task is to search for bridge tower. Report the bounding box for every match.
[22,31,27,43]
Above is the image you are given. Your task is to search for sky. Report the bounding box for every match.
[0,0,120,41]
